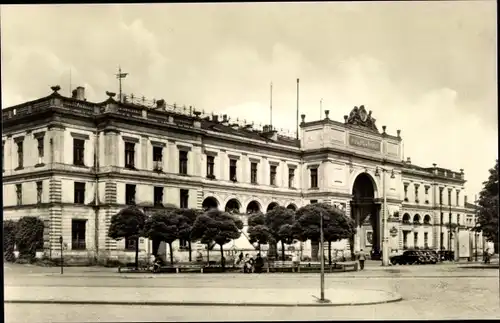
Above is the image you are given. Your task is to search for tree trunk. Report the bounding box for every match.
[281,241,285,261]
[268,242,278,260]
[349,235,355,261]
[328,241,332,265]
[188,240,192,262]
[134,237,140,270]
[207,244,210,264]
[219,244,225,271]
[168,242,174,265]
[311,240,319,261]
[152,239,160,256]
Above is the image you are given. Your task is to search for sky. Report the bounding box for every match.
[1,2,497,199]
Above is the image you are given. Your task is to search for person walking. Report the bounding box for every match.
[292,252,300,272]
[254,253,264,273]
[358,249,367,270]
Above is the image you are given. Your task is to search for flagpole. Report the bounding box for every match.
[296,78,300,140]
[270,82,273,128]
[320,98,323,119]
[116,66,128,103]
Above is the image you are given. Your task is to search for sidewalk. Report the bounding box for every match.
[4,285,402,307]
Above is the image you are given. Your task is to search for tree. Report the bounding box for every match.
[177,208,202,262]
[477,160,499,252]
[264,206,296,261]
[296,203,356,263]
[247,212,272,250]
[144,209,182,265]
[15,217,44,261]
[3,220,17,262]
[108,206,147,269]
[191,209,243,270]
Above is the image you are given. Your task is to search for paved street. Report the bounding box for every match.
[4,262,500,322]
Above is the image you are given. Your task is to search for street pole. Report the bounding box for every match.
[59,236,64,275]
[382,169,389,266]
[320,210,325,301]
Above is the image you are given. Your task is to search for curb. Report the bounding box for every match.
[4,296,403,307]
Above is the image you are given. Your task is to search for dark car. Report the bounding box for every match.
[420,250,438,264]
[390,250,426,265]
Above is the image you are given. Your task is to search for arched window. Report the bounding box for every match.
[402,213,411,224]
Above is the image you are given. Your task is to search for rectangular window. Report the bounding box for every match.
[310,199,318,204]
[206,155,215,178]
[73,139,85,166]
[413,232,418,248]
[180,189,189,208]
[448,189,452,206]
[125,142,135,169]
[250,162,258,184]
[36,181,43,204]
[37,137,44,163]
[125,184,136,205]
[403,184,408,201]
[288,168,295,188]
[71,219,86,250]
[17,141,24,168]
[440,232,444,249]
[154,186,164,206]
[125,237,136,251]
[153,146,163,170]
[229,159,237,182]
[424,232,428,248]
[74,182,86,204]
[270,165,277,186]
[456,191,460,206]
[424,186,429,195]
[179,150,188,175]
[414,185,419,202]
[16,184,22,205]
[310,168,318,188]
[439,188,443,205]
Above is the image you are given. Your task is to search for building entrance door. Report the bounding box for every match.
[350,172,381,260]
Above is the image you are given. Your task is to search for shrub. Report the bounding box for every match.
[15,217,44,261]
[3,220,17,262]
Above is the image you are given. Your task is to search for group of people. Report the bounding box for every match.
[235,252,264,273]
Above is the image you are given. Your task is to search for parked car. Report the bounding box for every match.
[420,250,438,264]
[390,250,426,265]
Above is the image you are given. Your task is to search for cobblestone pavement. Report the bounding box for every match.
[4,263,500,322]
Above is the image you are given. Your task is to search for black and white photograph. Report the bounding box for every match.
[1,1,498,322]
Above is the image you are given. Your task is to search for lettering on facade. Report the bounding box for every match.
[348,135,381,152]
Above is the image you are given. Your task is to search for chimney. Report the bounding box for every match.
[222,114,230,125]
[262,125,278,141]
[406,157,411,164]
[75,86,85,101]
[212,115,219,123]
[156,99,167,110]
[72,89,78,99]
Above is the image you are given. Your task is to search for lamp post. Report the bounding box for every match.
[319,210,325,302]
[59,236,64,275]
[375,167,395,267]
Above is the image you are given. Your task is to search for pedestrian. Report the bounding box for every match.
[484,248,491,264]
[358,249,367,270]
[292,252,300,272]
[254,253,264,273]
[238,252,244,264]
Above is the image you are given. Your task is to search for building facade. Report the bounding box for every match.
[2,85,483,263]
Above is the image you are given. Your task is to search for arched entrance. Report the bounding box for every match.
[246,201,261,214]
[266,202,279,212]
[350,172,380,259]
[225,199,241,214]
[286,203,297,211]
[202,197,219,211]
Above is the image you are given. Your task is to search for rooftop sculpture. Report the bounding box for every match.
[346,105,378,132]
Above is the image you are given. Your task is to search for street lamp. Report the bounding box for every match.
[59,236,64,275]
[375,167,395,267]
[317,210,330,303]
